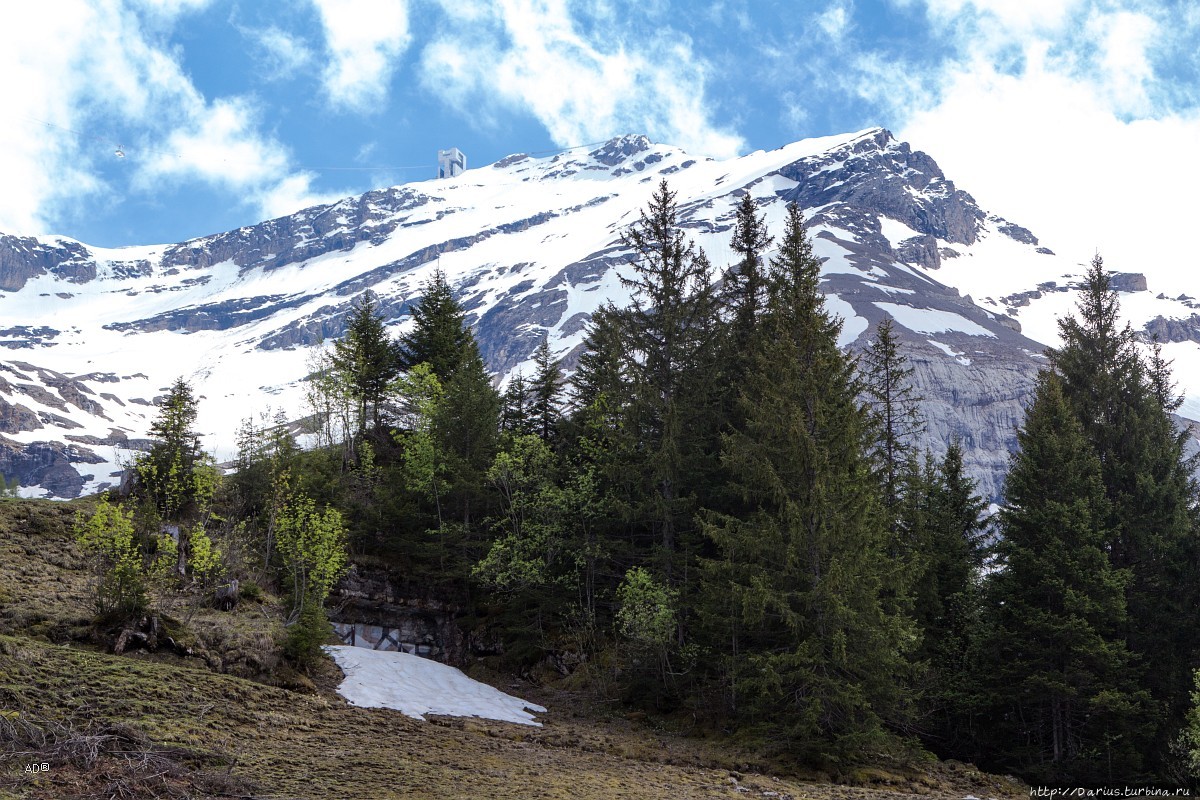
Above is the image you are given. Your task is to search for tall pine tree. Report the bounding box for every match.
[1050,254,1200,764]
[528,336,563,444]
[978,372,1151,781]
[615,180,722,585]
[332,292,399,439]
[861,316,924,514]
[698,202,915,760]
[398,269,473,381]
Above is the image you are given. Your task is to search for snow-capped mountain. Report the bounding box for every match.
[1,128,1192,500]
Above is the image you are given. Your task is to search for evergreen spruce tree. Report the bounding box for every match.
[332,292,399,439]
[725,192,773,351]
[501,371,534,437]
[911,441,987,753]
[528,336,563,443]
[569,305,627,417]
[698,202,915,759]
[978,373,1151,781]
[1049,254,1200,764]
[615,180,722,584]
[138,377,206,522]
[861,317,924,513]
[434,341,501,531]
[398,269,473,381]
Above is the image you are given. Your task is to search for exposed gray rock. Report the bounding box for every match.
[777,129,986,246]
[896,234,942,270]
[588,135,653,167]
[1144,314,1200,344]
[0,326,59,348]
[994,218,1039,245]
[1110,272,1148,292]
[0,398,41,433]
[104,293,303,333]
[0,436,101,498]
[330,562,468,665]
[0,234,96,291]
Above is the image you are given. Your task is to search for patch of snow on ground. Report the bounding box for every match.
[875,302,996,338]
[323,645,546,726]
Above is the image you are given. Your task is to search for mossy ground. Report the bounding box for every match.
[0,499,1025,799]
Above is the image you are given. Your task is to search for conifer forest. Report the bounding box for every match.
[59,182,1200,788]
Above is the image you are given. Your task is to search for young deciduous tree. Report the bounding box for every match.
[75,498,146,617]
[276,493,349,664]
[135,377,222,578]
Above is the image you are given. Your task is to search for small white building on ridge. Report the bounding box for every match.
[438,147,466,178]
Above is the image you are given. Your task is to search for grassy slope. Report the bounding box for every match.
[0,499,1023,799]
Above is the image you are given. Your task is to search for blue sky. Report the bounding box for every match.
[3,0,1198,278]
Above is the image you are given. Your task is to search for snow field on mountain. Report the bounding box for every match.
[874,302,996,338]
[323,645,546,726]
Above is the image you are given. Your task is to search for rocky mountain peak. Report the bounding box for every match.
[586,134,655,166]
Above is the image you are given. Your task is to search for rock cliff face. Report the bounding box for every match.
[1,127,1195,500]
[329,563,469,666]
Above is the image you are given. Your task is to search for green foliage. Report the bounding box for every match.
[697,203,915,758]
[0,475,19,500]
[501,370,534,436]
[136,377,207,521]
[74,498,146,617]
[908,442,988,752]
[615,567,676,648]
[283,601,332,668]
[1048,254,1200,771]
[1173,670,1200,783]
[302,346,356,465]
[474,434,567,591]
[861,317,924,513]
[433,346,501,528]
[394,363,446,516]
[187,523,223,587]
[276,494,349,619]
[725,191,773,352]
[528,337,563,443]
[614,179,722,584]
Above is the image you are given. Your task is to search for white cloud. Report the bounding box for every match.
[245,25,315,80]
[420,0,743,158]
[920,0,1083,32]
[257,173,347,220]
[136,98,289,190]
[816,0,852,41]
[0,1,332,238]
[130,0,212,13]
[896,21,1200,296]
[1086,9,1157,115]
[312,0,411,113]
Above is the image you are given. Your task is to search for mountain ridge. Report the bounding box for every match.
[1,127,1193,500]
